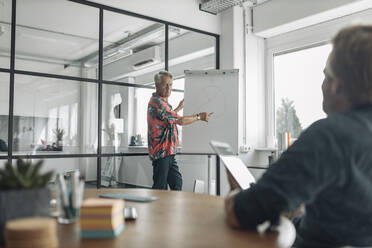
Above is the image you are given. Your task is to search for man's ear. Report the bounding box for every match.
[331,78,343,95]
[155,82,160,90]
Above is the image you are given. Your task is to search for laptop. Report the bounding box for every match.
[210,140,256,190]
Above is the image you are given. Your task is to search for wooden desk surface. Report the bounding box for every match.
[58,189,291,248]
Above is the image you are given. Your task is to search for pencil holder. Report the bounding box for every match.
[56,171,84,224]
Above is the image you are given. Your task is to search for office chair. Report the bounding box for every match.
[193,180,205,194]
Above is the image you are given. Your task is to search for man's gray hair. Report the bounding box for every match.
[154,71,173,84]
[332,25,372,106]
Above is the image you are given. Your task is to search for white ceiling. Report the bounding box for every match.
[0,0,163,61]
[257,0,271,5]
[0,0,214,82]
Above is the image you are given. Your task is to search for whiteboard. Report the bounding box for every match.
[182,69,239,154]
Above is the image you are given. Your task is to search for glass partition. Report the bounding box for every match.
[168,26,216,78]
[15,0,99,78]
[1,0,219,190]
[102,10,165,85]
[13,74,98,155]
[101,83,130,153]
[30,157,97,181]
[0,73,9,155]
[0,0,11,69]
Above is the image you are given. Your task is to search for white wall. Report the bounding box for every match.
[217,6,270,196]
[91,0,221,35]
[254,0,372,37]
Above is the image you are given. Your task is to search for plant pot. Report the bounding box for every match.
[0,187,51,244]
[57,140,63,151]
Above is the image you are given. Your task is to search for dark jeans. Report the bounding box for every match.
[152,155,182,190]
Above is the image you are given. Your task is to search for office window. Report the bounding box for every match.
[103,11,165,84]
[0,0,11,69]
[15,0,99,78]
[1,0,219,187]
[168,26,216,78]
[0,73,9,155]
[135,87,153,146]
[101,84,129,153]
[167,79,184,143]
[0,160,6,168]
[31,157,97,180]
[274,44,332,138]
[13,74,98,154]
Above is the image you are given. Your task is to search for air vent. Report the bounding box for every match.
[199,0,256,14]
[133,59,155,68]
[131,46,161,70]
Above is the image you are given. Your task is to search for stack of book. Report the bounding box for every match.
[5,217,58,248]
[80,198,125,238]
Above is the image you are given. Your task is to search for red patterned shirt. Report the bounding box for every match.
[147,93,181,160]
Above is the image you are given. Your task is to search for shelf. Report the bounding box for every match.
[127,146,147,149]
[255,147,277,152]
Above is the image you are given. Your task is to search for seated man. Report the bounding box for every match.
[225,25,372,248]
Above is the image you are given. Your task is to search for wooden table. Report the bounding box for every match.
[58,189,293,248]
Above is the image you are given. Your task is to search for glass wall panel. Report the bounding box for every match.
[0,0,11,69]
[167,27,216,145]
[0,159,7,169]
[103,11,165,85]
[13,74,98,155]
[108,155,215,192]
[134,86,153,147]
[104,155,152,188]
[0,73,9,155]
[101,84,130,154]
[30,157,97,181]
[168,27,216,78]
[15,0,99,78]
[274,44,331,139]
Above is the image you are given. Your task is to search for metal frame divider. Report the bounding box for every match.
[97,8,104,187]
[7,0,16,163]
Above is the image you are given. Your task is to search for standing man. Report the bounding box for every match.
[148,71,210,190]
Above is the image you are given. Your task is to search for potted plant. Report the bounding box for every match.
[53,127,64,150]
[0,159,54,244]
[102,123,115,147]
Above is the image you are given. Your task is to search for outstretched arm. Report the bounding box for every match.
[176,112,210,126]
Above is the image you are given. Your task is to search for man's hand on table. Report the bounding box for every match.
[224,170,241,228]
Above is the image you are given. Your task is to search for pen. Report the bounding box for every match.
[56,174,70,218]
[71,170,80,217]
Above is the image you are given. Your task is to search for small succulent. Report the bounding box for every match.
[53,128,65,141]
[0,159,54,190]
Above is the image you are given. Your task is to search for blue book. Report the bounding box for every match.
[100,193,159,202]
[81,223,125,239]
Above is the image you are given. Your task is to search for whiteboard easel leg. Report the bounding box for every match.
[208,155,212,195]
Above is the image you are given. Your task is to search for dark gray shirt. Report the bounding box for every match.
[234,105,372,248]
